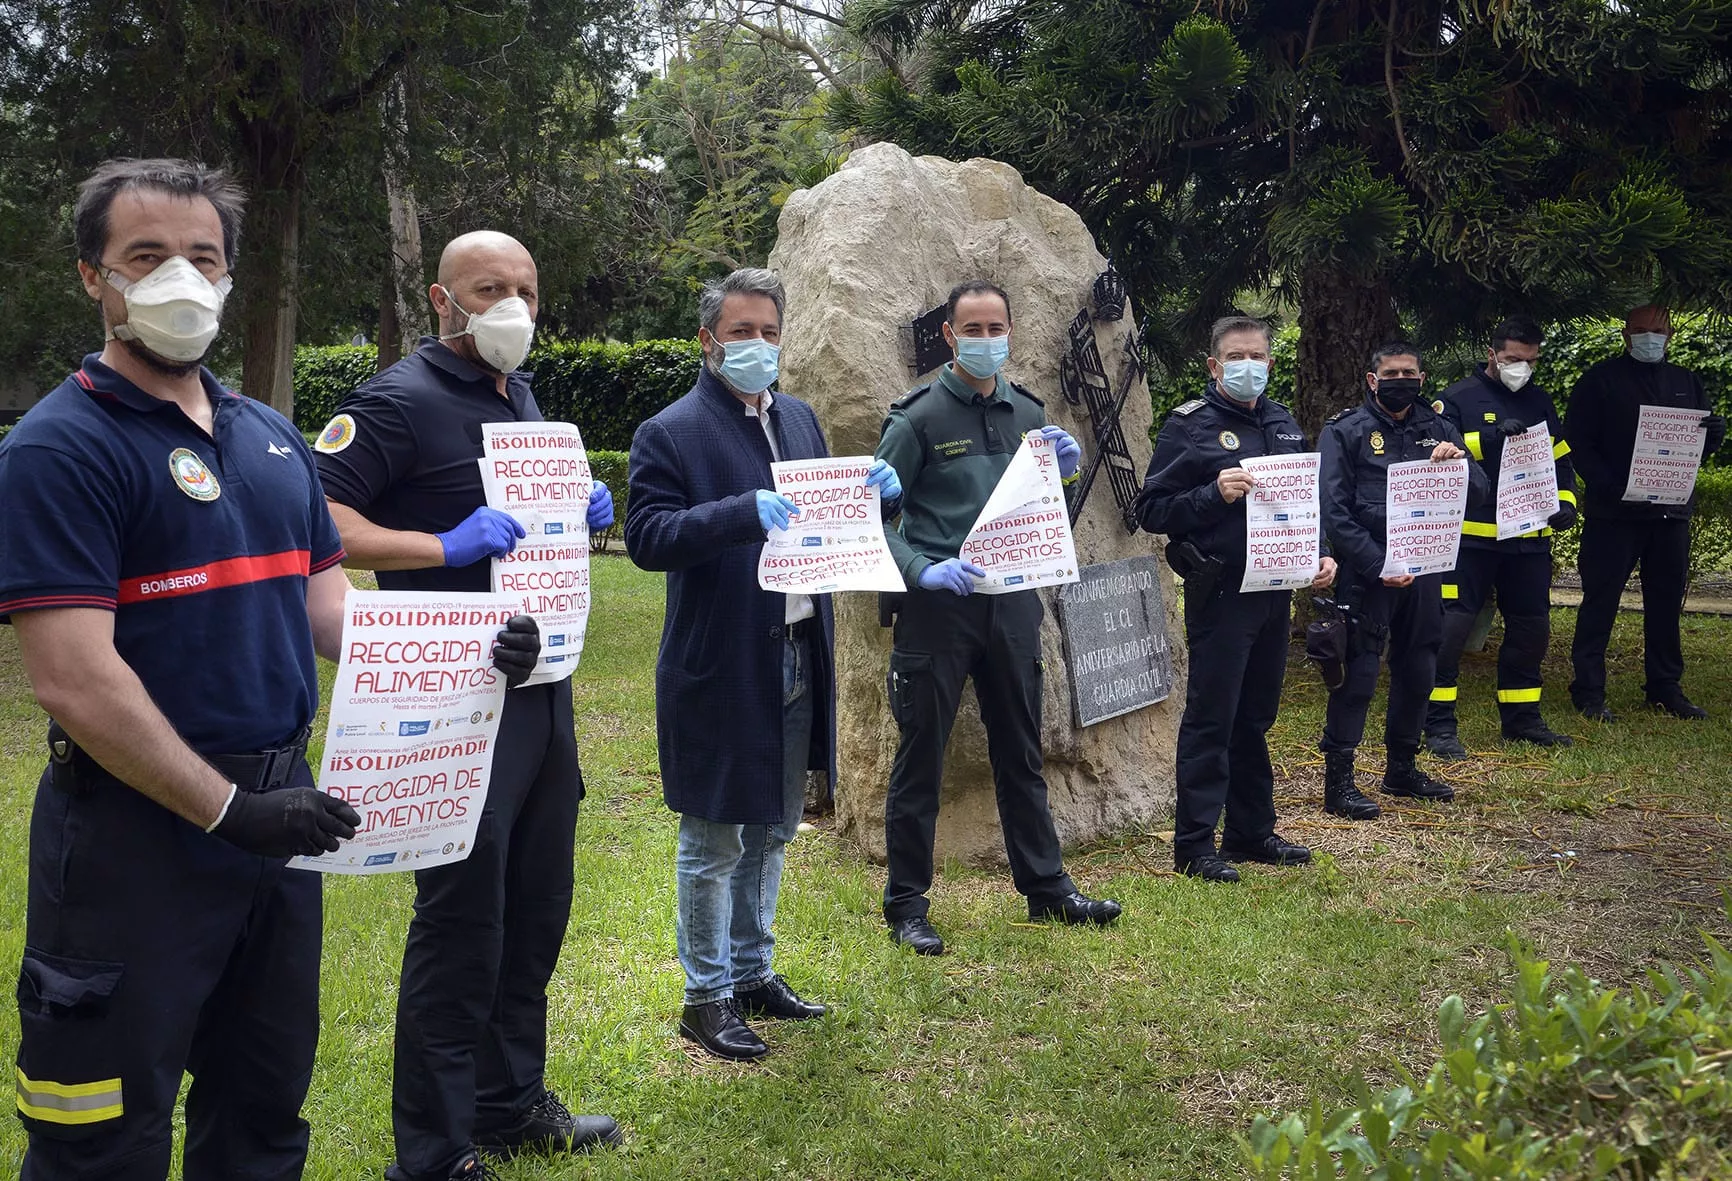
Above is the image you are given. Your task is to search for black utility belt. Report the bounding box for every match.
[47,720,312,795]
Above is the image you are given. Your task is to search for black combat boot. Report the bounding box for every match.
[1382,749,1456,802]
[1323,749,1381,820]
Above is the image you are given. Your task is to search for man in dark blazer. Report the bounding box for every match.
[626,267,901,1061]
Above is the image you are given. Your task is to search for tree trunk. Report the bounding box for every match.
[378,268,402,370]
[239,178,303,420]
[379,72,425,371]
[1293,262,1401,440]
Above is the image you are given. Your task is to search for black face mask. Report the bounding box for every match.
[1374,377,1422,413]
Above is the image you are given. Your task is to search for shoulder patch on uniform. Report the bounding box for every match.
[315,413,356,454]
[1171,399,1205,416]
[1326,407,1354,424]
[1432,399,1445,414]
[890,384,932,411]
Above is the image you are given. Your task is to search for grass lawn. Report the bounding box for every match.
[0,556,1727,1179]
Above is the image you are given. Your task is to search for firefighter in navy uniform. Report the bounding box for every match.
[1424,317,1578,758]
[1319,341,1490,811]
[1565,304,1726,722]
[1136,315,1346,884]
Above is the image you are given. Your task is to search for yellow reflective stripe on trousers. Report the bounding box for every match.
[1558,488,1578,506]
[1430,685,1458,701]
[15,1068,123,1125]
[1497,687,1543,703]
[1552,438,1572,459]
[1441,583,1459,599]
[1464,431,1484,460]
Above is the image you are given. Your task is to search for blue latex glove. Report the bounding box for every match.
[918,558,987,596]
[437,506,524,568]
[756,490,800,532]
[587,482,614,530]
[1038,425,1082,479]
[866,458,901,501]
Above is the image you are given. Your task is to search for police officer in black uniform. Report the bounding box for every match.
[315,231,619,1180]
[874,279,1122,956]
[1565,304,1726,721]
[1424,316,1578,757]
[1319,341,1489,810]
[1137,315,1344,883]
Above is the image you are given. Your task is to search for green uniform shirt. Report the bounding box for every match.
[875,363,1052,583]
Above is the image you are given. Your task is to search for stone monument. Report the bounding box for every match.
[768,142,1186,866]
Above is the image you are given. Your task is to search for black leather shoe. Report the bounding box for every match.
[1030,891,1122,925]
[476,1091,621,1158]
[1577,700,1618,723]
[1649,694,1708,720]
[1383,759,1456,802]
[679,999,768,1061]
[1424,730,1468,760]
[386,1152,502,1181]
[888,916,945,955]
[1177,854,1240,883]
[1502,720,1573,747]
[1221,834,1312,866]
[735,974,826,1020]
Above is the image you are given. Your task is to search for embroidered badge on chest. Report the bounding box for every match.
[169,447,221,502]
[1218,430,1240,451]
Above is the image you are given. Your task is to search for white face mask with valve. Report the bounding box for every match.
[440,288,536,373]
[105,256,231,363]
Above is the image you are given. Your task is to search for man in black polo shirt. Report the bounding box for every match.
[0,159,361,1180]
[315,230,619,1181]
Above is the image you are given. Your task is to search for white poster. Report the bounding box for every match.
[1624,405,1708,506]
[1380,458,1471,579]
[958,432,1081,595]
[293,591,519,875]
[757,456,905,594]
[1496,422,1561,539]
[478,422,592,685]
[1239,452,1322,592]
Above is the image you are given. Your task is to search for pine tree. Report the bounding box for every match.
[832,0,1732,434]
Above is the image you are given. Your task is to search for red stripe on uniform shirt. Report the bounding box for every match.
[117,550,311,605]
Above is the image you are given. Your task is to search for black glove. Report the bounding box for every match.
[1548,501,1578,531]
[492,614,541,687]
[212,787,360,858]
[1702,413,1725,453]
[1493,417,1527,438]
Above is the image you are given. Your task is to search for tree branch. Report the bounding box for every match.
[735,16,840,84]
[1384,0,1427,194]
[320,43,412,118]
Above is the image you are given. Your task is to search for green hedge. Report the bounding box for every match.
[588,449,628,552]
[1551,465,1732,584]
[293,340,701,453]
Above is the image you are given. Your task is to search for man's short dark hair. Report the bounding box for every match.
[1490,316,1544,351]
[945,279,1011,325]
[1369,340,1424,372]
[74,158,247,269]
[1209,315,1270,357]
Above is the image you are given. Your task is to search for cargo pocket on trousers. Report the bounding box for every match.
[887,652,931,727]
[15,948,126,1138]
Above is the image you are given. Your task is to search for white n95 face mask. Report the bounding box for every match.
[106,256,231,363]
[1497,360,1533,391]
[441,289,536,373]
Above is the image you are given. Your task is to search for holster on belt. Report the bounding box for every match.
[1305,597,1353,689]
[1165,539,1223,601]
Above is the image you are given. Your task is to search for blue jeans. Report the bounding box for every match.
[675,632,815,1005]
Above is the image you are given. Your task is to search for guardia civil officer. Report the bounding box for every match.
[1318,341,1489,811]
[1424,316,1578,757]
[1136,315,1342,881]
[874,279,1121,956]
[0,159,531,1181]
[1565,304,1725,722]
[314,232,619,1180]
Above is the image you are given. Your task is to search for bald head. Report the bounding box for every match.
[437,230,532,288]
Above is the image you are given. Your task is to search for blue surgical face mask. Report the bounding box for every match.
[716,338,780,394]
[1629,332,1668,364]
[1218,359,1269,403]
[954,333,1010,379]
